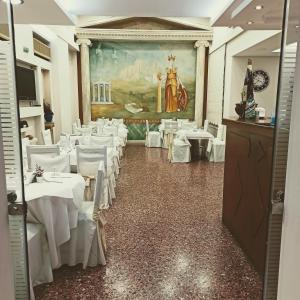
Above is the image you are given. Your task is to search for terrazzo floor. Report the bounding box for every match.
[35,145,262,300]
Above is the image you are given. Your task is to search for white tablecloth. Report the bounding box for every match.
[25,173,85,268]
[176,129,214,140]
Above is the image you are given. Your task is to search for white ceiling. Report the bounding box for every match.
[235,32,282,56]
[0,0,74,25]
[56,0,233,18]
[212,0,288,30]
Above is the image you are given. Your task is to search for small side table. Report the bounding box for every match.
[45,122,55,144]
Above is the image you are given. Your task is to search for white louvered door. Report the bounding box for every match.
[0,2,29,299]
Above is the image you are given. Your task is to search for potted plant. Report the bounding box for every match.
[44,101,54,123]
[34,165,44,183]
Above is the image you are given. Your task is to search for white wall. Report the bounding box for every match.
[207,29,280,123]
[277,39,300,300]
[206,44,225,123]
[226,56,279,118]
[14,24,79,143]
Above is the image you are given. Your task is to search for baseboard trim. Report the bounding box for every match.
[127,140,145,145]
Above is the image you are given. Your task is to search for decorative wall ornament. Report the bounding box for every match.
[76,28,213,42]
[253,70,270,92]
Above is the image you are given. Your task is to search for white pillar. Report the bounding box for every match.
[97,84,100,102]
[103,83,107,103]
[76,39,92,124]
[108,83,112,103]
[194,40,209,128]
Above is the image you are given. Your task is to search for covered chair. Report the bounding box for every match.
[76,127,93,136]
[26,145,60,171]
[90,135,120,178]
[207,124,226,162]
[171,134,191,163]
[31,154,70,173]
[145,120,161,148]
[163,120,178,150]
[76,145,113,207]
[58,161,107,269]
[41,129,53,145]
[203,119,209,131]
[27,223,53,297]
[76,118,82,128]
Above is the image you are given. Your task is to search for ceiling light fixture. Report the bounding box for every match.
[2,0,24,5]
[255,5,264,10]
[247,21,254,25]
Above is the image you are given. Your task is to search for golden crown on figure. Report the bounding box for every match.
[168,54,176,62]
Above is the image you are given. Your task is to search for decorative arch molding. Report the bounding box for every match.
[76,28,213,42]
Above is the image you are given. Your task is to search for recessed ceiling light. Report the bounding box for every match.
[1,0,24,5]
[255,5,264,10]
[247,21,254,25]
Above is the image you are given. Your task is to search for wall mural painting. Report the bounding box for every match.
[89,41,197,139]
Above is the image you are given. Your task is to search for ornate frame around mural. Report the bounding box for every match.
[76,28,213,126]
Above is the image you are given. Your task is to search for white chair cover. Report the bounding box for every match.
[96,123,104,135]
[42,129,52,145]
[207,124,226,162]
[181,121,197,130]
[76,118,81,128]
[90,135,114,147]
[171,135,191,163]
[163,121,178,150]
[103,125,118,136]
[96,118,108,126]
[58,165,106,269]
[27,223,53,289]
[76,145,114,204]
[31,154,71,173]
[177,119,189,128]
[203,119,209,132]
[26,145,60,171]
[76,145,107,178]
[145,120,161,148]
[90,135,120,176]
[112,118,124,126]
[72,122,80,135]
[161,119,172,126]
[76,127,93,136]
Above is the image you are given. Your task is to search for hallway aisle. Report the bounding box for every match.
[35,145,262,300]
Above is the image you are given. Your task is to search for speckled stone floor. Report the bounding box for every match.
[35,145,262,300]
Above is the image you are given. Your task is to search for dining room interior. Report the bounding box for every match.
[1,0,300,299]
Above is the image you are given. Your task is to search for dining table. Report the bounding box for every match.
[176,129,214,160]
[25,172,85,268]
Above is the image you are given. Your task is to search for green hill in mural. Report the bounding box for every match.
[92,79,195,120]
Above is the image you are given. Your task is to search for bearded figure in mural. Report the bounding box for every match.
[164,54,189,113]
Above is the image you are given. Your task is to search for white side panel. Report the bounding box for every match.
[206,45,225,123]
[277,38,300,300]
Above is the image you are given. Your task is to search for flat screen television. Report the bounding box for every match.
[16,66,36,101]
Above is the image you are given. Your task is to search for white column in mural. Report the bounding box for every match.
[76,38,92,124]
[108,83,112,103]
[103,83,107,102]
[194,40,209,128]
[97,84,100,103]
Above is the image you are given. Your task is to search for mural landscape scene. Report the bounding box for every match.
[90,41,197,121]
